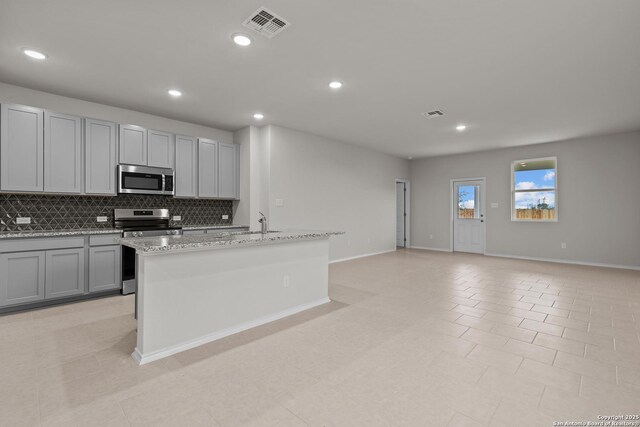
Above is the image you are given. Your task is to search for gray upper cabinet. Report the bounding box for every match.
[119,124,147,165]
[218,142,239,199]
[89,245,121,293]
[45,248,85,299]
[85,118,117,195]
[44,111,82,193]
[0,251,46,307]
[175,135,198,198]
[198,138,218,198]
[0,104,44,192]
[148,129,174,168]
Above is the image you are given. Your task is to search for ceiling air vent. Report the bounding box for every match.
[242,7,290,38]
[421,110,445,119]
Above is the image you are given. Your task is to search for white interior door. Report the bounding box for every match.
[453,180,485,254]
[396,182,406,247]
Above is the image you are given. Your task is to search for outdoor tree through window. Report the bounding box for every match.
[512,157,557,221]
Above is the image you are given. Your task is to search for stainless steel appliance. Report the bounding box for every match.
[118,164,174,196]
[114,209,182,294]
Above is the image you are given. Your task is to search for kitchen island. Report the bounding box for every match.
[121,230,341,364]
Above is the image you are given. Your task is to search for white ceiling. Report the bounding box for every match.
[1,0,639,158]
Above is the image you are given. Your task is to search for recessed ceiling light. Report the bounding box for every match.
[22,49,47,60]
[408,157,413,160]
[167,89,182,97]
[232,33,252,46]
[329,81,343,89]
[253,113,264,120]
[456,124,467,131]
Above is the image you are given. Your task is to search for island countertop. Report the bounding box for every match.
[121,230,344,254]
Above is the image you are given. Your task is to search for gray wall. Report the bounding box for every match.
[410,131,640,268]
[265,125,410,262]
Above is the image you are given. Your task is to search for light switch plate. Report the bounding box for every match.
[172,215,182,221]
[96,216,108,223]
[490,203,499,208]
[222,215,229,220]
[275,199,284,207]
[16,217,31,224]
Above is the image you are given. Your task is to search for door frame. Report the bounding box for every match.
[395,179,410,248]
[450,177,486,254]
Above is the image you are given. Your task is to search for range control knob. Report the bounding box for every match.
[173,230,180,235]
[166,230,172,235]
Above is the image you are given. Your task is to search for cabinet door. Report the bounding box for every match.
[0,104,44,192]
[45,248,85,299]
[89,245,121,292]
[0,251,45,306]
[85,118,117,195]
[44,111,82,193]
[119,124,147,165]
[175,135,198,197]
[198,138,218,198]
[218,142,238,199]
[147,130,174,169]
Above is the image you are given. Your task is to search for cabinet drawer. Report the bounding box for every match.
[89,234,121,246]
[0,237,84,253]
[183,230,206,236]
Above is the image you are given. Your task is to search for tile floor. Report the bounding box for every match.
[1,249,640,426]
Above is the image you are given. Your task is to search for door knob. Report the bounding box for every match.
[481,220,484,222]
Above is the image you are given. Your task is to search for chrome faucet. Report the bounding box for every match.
[258,212,268,234]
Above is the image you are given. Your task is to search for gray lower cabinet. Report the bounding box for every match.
[119,124,147,165]
[198,138,218,198]
[0,251,46,306]
[45,248,85,299]
[89,245,121,292]
[148,129,174,169]
[44,111,82,193]
[85,118,117,195]
[175,135,198,197]
[0,104,44,192]
[218,142,238,199]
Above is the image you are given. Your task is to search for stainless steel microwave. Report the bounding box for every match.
[118,164,174,196]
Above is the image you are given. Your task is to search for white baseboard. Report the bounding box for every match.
[409,246,453,253]
[484,252,640,271]
[330,249,397,264]
[132,297,331,365]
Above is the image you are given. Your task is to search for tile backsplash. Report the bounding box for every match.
[0,194,233,232]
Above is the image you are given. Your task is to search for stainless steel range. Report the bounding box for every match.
[114,209,183,294]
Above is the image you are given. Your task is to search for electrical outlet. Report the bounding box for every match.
[222,215,229,220]
[491,202,499,208]
[275,199,284,207]
[172,215,182,221]
[96,216,108,223]
[429,234,434,239]
[561,242,567,249]
[283,275,290,288]
[16,217,31,225]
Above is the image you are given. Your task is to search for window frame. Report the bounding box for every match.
[510,156,558,222]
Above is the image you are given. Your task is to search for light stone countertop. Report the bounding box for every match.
[181,224,249,231]
[0,228,122,239]
[121,230,344,254]
[0,224,250,239]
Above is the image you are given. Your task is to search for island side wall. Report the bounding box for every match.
[133,239,330,364]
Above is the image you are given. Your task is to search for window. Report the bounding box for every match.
[511,157,557,221]
[457,184,480,219]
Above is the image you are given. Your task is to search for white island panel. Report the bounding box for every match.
[133,238,330,364]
